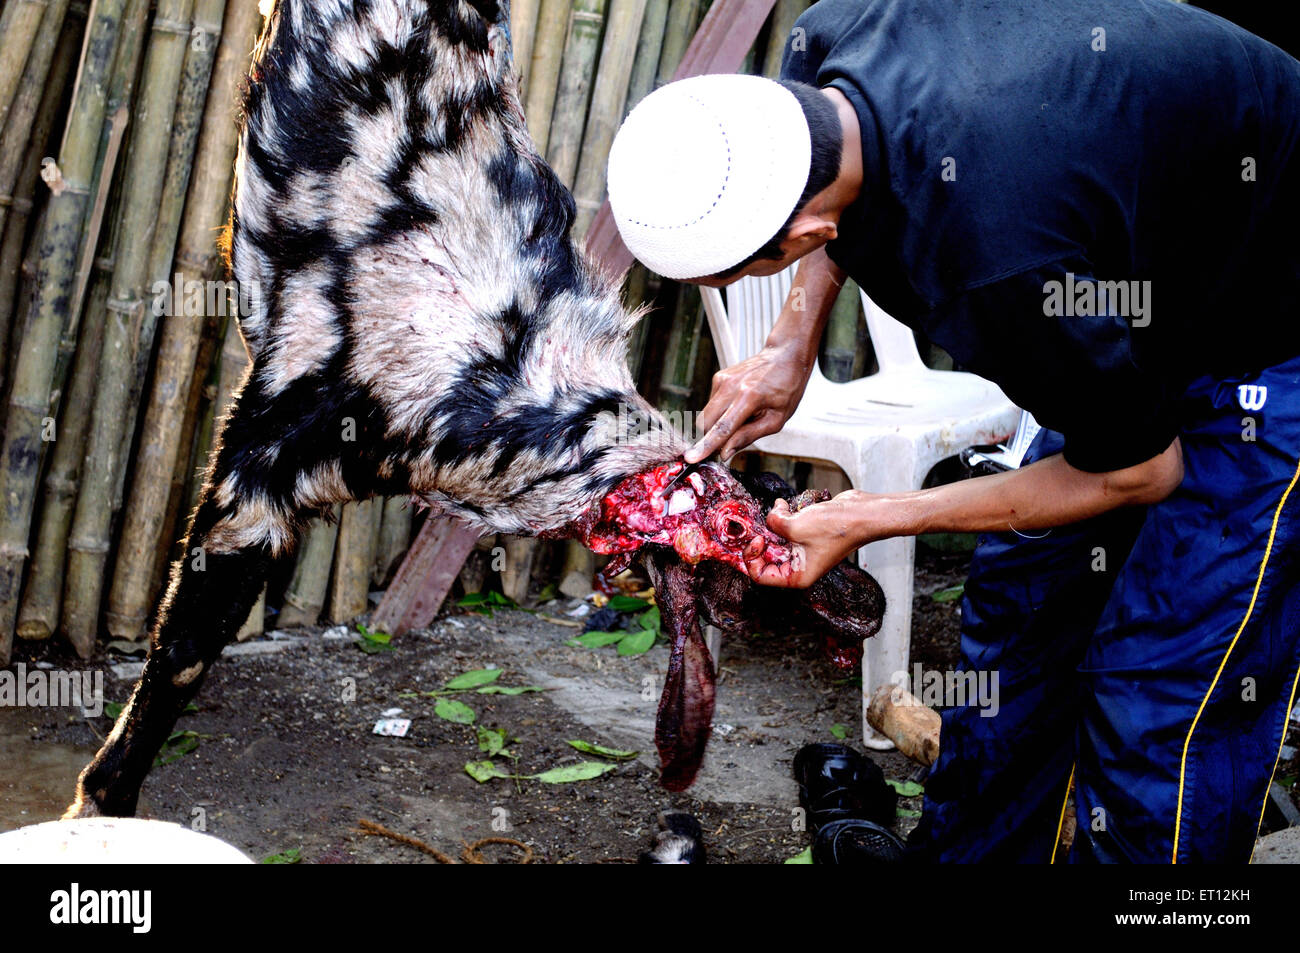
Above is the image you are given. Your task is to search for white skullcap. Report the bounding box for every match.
[606,74,812,280]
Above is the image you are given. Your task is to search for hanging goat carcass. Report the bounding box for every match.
[66,0,883,818]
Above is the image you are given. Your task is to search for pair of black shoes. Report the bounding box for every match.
[793,743,906,864]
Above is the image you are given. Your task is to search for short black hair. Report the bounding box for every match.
[710,81,844,280]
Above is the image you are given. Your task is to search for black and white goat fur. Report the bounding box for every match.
[68,0,681,818]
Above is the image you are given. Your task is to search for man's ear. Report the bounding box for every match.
[785,213,838,248]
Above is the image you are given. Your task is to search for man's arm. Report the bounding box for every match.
[745,440,1184,587]
[685,247,846,463]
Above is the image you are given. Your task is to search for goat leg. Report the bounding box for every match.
[65,386,301,818]
[64,500,274,818]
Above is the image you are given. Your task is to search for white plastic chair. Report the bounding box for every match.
[701,265,1020,747]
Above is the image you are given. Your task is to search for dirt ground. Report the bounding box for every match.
[6,541,1295,863]
[0,545,970,865]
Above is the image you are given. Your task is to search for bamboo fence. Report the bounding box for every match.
[0,0,881,662]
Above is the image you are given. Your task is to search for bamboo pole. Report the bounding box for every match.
[0,0,73,241]
[624,264,652,380]
[113,0,229,511]
[545,0,606,188]
[509,0,540,96]
[329,499,381,624]
[558,538,594,599]
[657,284,702,414]
[372,495,413,588]
[500,535,539,604]
[624,0,668,114]
[183,313,234,520]
[278,507,341,628]
[107,0,261,641]
[822,277,859,382]
[19,0,155,641]
[457,533,498,596]
[0,4,83,406]
[760,0,805,78]
[4,214,45,390]
[0,0,49,137]
[62,0,198,656]
[67,0,151,349]
[16,214,130,639]
[571,0,646,238]
[152,309,219,596]
[13,261,110,640]
[523,0,570,152]
[235,587,265,640]
[655,0,700,83]
[0,0,130,665]
[214,311,248,424]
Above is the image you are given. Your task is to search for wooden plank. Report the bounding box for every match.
[372,516,481,637]
[584,0,780,276]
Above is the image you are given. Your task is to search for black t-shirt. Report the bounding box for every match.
[782,0,1300,472]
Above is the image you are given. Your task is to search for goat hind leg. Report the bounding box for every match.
[65,496,278,818]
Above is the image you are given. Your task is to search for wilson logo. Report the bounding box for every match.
[1237,384,1268,411]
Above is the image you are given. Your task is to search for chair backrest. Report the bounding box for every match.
[700,264,925,376]
[700,267,797,370]
[859,289,924,372]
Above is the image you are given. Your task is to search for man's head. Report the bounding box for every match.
[608,75,845,285]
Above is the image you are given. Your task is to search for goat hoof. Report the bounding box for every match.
[62,794,103,820]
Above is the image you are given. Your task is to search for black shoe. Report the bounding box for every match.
[638,812,705,864]
[812,817,905,864]
[792,743,898,831]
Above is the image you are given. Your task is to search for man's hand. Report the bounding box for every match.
[684,247,847,464]
[739,440,1184,590]
[743,491,880,589]
[684,343,814,463]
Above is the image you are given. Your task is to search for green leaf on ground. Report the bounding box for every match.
[608,595,651,612]
[477,685,545,695]
[464,760,509,783]
[567,630,626,648]
[636,606,661,636]
[261,848,302,864]
[830,723,848,740]
[567,740,638,761]
[886,779,925,797]
[530,762,617,784]
[355,627,394,654]
[896,808,923,818]
[445,668,501,690]
[476,726,508,758]
[784,847,813,864]
[616,629,656,656]
[434,699,476,724]
[155,730,200,767]
[930,584,965,603]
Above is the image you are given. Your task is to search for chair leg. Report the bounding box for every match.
[703,622,722,674]
[856,535,916,750]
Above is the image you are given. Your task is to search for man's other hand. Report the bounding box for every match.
[684,343,814,463]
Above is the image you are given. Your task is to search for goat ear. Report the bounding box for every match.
[731,469,795,510]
